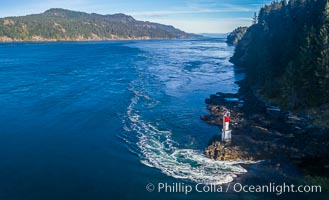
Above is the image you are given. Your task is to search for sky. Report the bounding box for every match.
[0,0,273,33]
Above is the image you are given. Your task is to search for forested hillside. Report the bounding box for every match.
[226,26,248,46]
[231,0,329,109]
[0,8,196,41]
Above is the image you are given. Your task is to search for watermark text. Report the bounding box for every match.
[145,182,322,195]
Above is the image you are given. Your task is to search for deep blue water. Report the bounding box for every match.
[0,39,314,200]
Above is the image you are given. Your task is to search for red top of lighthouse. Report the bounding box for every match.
[224,111,230,122]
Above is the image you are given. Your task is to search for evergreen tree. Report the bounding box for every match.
[230,0,329,108]
[298,26,320,106]
[252,12,258,24]
[282,62,301,108]
[0,8,194,41]
[316,1,329,103]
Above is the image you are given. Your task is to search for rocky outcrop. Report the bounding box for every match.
[202,80,329,165]
[205,137,254,161]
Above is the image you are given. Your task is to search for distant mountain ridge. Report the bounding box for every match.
[0,8,198,41]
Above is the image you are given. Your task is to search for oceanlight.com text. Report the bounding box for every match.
[146,182,322,195]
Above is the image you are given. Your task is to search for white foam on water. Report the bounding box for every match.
[123,87,257,185]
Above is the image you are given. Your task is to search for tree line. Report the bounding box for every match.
[0,8,194,41]
[230,0,329,109]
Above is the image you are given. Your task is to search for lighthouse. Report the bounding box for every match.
[221,111,232,142]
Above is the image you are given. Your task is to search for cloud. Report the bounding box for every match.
[127,3,253,18]
[0,0,93,17]
[128,9,250,17]
[127,1,260,33]
[143,18,252,33]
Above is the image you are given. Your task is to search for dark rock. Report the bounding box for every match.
[201,79,329,166]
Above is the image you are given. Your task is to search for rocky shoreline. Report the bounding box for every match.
[201,80,329,176]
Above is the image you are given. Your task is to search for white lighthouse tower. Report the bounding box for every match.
[221,111,232,142]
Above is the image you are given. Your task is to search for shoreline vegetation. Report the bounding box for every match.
[0,36,178,43]
[231,0,329,110]
[203,0,328,188]
[0,8,199,42]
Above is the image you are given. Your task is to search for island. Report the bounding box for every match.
[0,8,198,42]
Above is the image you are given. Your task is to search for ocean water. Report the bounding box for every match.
[0,39,283,200]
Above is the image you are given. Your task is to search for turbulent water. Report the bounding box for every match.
[0,39,251,200]
[121,40,250,185]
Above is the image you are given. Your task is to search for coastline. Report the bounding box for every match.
[202,78,329,177]
[0,37,182,43]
